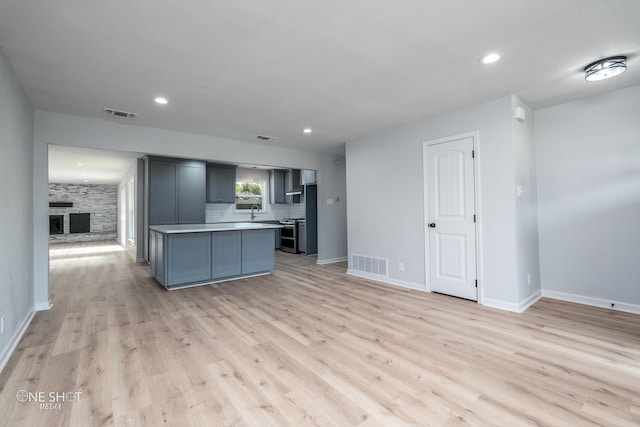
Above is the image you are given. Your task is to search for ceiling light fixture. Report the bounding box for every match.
[77,163,84,166]
[303,128,312,134]
[479,53,501,64]
[584,56,627,82]
[154,97,168,104]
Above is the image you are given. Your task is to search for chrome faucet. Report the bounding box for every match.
[250,204,260,220]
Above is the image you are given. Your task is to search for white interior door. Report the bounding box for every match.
[426,137,477,301]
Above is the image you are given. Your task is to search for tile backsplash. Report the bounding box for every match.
[206,202,304,223]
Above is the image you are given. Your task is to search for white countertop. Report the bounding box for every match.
[149,222,284,234]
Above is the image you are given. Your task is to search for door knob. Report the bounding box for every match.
[428,223,436,228]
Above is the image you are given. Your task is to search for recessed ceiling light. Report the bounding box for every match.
[584,56,627,82]
[479,53,501,64]
[77,163,84,166]
[154,97,168,105]
[303,128,312,134]
[83,179,89,183]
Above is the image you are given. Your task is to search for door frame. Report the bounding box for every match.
[422,131,484,304]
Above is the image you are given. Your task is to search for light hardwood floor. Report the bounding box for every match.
[1,241,639,426]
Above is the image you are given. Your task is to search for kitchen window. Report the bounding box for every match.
[235,180,265,212]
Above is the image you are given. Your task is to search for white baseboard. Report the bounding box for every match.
[0,305,36,374]
[482,290,542,313]
[346,269,427,292]
[542,290,640,315]
[35,300,52,311]
[519,289,543,312]
[317,256,348,265]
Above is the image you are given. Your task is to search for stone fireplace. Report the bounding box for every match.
[49,183,117,243]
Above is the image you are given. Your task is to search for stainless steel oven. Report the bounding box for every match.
[279,219,297,253]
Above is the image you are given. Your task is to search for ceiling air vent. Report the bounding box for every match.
[257,135,275,141]
[103,107,137,118]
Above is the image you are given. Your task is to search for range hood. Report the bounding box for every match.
[285,169,304,196]
[285,186,304,196]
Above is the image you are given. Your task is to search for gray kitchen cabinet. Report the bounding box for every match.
[147,156,205,225]
[207,164,237,203]
[274,227,281,249]
[286,169,302,204]
[212,231,242,278]
[241,229,275,274]
[149,230,156,276]
[304,184,318,255]
[298,221,306,253]
[178,161,207,223]
[166,233,212,286]
[302,170,316,185]
[257,221,281,248]
[148,160,178,225]
[149,225,278,289]
[149,229,166,284]
[269,169,286,204]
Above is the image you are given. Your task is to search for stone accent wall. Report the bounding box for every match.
[49,184,117,243]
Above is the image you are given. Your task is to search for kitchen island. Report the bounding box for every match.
[148,222,283,289]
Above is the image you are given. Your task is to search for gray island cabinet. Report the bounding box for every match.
[148,223,282,289]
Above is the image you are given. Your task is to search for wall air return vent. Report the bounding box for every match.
[103,108,137,118]
[351,254,388,277]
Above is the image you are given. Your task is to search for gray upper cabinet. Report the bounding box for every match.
[178,162,206,223]
[147,156,205,225]
[286,169,302,204]
[269,169,286,204]
[302,170,317,185]
[148,160,178,225]
[206,164,237,203]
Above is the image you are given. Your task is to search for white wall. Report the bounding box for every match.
[33,111,347,307]
[536,85,640,312]
[346,95,540,311]
[117,158,145,262]
[0,48,35,371]
[512,97,541,306]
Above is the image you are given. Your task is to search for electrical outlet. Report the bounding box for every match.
[527,273,532,286]
[399,262,404,272]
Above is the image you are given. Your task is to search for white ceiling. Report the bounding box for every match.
[48,145,141,184]
[1,1,639,157]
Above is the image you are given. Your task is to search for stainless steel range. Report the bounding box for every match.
[279,218,304,253]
